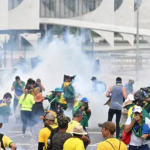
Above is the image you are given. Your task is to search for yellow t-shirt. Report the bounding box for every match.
[97,138,127,150]
[2,135,13,148]
[66,120,80,133]
[38,124,58,150]
[63,137,85,150]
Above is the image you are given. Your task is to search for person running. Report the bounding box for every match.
[63,124,86,150]
[52,117,72,150]
[61,74,75,111]
[38,112,58,150]
[106,77,127,139]
[97,121,127,150]
[30,93,45,150]
[124,106,150,150]
[11,76,25,113]
[0,122,17,150]
[19,85,35,137]
[36,78,45,92]
[124,77,134,95]
[91,77,106,93]
[0,93,12,124]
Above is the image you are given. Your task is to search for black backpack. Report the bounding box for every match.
[46,126,59,150]
[0,133,5,150]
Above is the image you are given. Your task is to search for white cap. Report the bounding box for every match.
[134,106,142,113]
[148,82,150,87]
[127,94,135,101]
[129,77,134,81]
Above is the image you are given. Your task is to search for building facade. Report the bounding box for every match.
[0,0,150,48]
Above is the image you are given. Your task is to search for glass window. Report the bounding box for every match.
[40,0,102,18]
[8,0,23,10]
[114,0,123,11]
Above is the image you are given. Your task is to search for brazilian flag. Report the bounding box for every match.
[73,101,91,127]
[58,94,67,110]
[46,93,67,110]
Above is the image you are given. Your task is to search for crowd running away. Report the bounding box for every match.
[1,75,150,150]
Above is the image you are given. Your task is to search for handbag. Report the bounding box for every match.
[122,129,131,145]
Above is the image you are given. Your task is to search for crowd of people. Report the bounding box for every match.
[0,74,150,150]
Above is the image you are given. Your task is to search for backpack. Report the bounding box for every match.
[46,126,59,150]
[0,134,5,150]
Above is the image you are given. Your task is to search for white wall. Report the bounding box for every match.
[8,0,39,29]
[0,0,8,30]
[73,0,114,47]
[115,0,134,45]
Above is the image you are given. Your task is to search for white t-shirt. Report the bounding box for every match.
[125,116,150,146]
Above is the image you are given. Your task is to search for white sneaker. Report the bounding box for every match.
[22,134,26,138]
[28,132,32,137]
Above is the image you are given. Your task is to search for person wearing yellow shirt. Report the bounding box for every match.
[19,86,35,137]
[38,112,58,150]
[0,122,17,150]
[66,110,90,148]
[63,124,86,150]
[66,110,82,133]
[97,121,127,150]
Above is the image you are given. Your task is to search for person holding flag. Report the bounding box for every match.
[45,87,67,113]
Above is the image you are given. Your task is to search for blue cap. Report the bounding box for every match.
[55,87,63,92]
[81,97,89,103]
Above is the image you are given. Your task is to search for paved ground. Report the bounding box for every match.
[2,117,102,150]
[5,129,102,150]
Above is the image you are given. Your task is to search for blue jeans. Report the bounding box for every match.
[129,144,149,150]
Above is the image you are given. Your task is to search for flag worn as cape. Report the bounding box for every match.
[73,101,91,127]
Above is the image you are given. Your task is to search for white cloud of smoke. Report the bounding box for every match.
[1,31,150,131]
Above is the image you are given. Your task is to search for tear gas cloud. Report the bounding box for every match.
[0,31,150,130]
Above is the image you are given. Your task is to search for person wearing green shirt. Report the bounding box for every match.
[0,93,12,124]
[19,86,35,137]
[73,97,91,128]
[11,76,25,113]
[45,87,66,112]
[61,75,75,111]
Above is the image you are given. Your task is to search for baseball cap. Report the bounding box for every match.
[134,106,142,113]
[91,77,97,81]
[116,77,122,84]
[129,77,134,81]
[40,112,55,121]
[127,94,135,101]
[81,97,89,103]
[73,110,83,118]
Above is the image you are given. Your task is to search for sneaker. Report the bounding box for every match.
[22,134,26,138]
[28,132,32,137]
